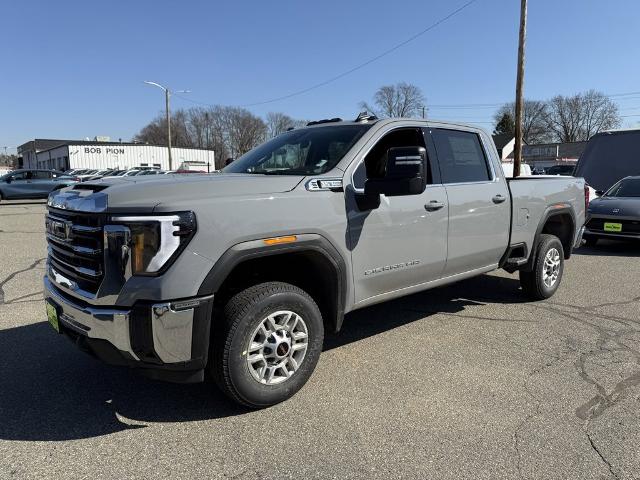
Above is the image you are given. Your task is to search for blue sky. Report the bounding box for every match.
[2,0,639,152]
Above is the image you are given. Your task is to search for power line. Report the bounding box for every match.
[174,0,480,108]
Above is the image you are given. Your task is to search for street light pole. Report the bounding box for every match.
[144,81,190,171]
[165,88,172,170]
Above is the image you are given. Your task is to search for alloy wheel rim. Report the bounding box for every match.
[542,247,561,288]
[246,310,309,385]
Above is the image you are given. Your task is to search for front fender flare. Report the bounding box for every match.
[197,233,348,332]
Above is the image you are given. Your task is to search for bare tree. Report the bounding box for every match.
[134,107,288,169]
[133,111,193,148]
[265,112,295,138]
[494,100,549,144]
[219,107,267,158]
[360,82,425,118]
[0,154,18,168]
[545,90,620,142]
[133,115,166,145]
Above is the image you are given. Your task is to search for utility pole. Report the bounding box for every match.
[144,81,190,171]
[165,88,172,170]
[513,0,528,178]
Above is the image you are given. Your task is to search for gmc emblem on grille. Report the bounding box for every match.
[46,218,72,241]
[612,208,620,213]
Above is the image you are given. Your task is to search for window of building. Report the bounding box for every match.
[431,129,492,184]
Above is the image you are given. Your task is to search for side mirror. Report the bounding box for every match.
[364,146,427,197]
[5,176,12,184]
[595,190,604,197]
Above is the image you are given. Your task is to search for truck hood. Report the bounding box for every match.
[48,174,305,213]
[588,196,640,217]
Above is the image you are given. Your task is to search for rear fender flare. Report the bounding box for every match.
[524,204,576,271]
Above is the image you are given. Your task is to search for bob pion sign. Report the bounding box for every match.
[84,147,126,154]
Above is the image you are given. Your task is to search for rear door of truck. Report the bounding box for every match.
[427,127,511,276]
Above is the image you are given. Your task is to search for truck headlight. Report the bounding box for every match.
[110,212,196,275]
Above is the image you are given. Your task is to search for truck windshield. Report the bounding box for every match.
[605,178,640,197]
[574,130,640,191]
[224,124,371,175]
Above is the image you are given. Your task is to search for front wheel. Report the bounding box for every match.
[520,234,564,300]
[211,282,324,408]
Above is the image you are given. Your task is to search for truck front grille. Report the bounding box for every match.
[45,208,106,294]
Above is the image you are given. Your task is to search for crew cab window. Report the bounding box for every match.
[431,129,492,183]
[353,128,430,190]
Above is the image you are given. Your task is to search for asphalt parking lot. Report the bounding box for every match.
[1,200,639,480]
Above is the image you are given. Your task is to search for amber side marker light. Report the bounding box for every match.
[263,235,297,246]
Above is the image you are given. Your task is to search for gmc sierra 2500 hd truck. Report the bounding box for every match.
[44,116,586,408]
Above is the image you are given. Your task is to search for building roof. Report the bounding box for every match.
[17,139,77,154]
[492,134,514,151]
[33,140,216,155]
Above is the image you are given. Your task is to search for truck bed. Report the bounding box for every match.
[508,176,586,254]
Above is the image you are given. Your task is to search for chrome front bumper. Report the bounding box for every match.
[44,276,212,365]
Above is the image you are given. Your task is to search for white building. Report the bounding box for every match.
[25,141,215,172]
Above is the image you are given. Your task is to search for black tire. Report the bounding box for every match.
[584,236,599,247]
[211,281,324,408]
[520,234,565,300]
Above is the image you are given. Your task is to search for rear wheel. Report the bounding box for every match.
[211,282,324,408]
[520,234,564,300]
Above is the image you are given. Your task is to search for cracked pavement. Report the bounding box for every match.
[0,200,639,479]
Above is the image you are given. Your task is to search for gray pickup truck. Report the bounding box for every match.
[44,116,586,407]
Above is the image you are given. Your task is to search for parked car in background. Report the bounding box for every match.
[545,165,575,176]
[136,169,165,176]
[583,176,640,246]
[103,169,127,177]
[121,169,142,177]
[64,169,89,176]
[75,170,100,181]
[135,166,161,171]
[0,169,78,202]
[574,128,640,200]
[83,169,114,181]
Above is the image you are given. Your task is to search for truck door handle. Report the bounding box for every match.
[424,200,445,211]
[492,194,506,204]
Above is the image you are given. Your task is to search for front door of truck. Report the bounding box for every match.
[345,126,449,305]
[428,127,510,276]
